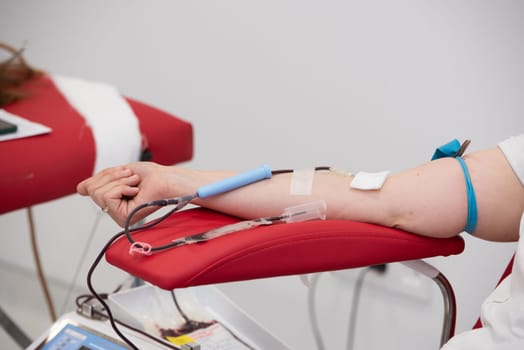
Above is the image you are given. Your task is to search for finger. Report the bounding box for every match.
[77,166,133,195]
[76,167,117,194]
[102,186,141,226]
[87,175,139,212]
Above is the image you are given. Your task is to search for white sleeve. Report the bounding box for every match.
[498,134,524,187]
[441,213,524,350]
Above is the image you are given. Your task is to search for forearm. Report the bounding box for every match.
[188,170,366,221]
[178,165,460,238]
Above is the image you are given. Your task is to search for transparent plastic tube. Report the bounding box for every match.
[281,200,327,223]
[174,218,273,245]
[173,200,327,246]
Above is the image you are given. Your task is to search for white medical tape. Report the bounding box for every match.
[290,168,315,195]
[51,75,142,174]
[350,170,390,190]
[329,167,353,177]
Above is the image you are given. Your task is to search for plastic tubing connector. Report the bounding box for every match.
[197,164,272,199]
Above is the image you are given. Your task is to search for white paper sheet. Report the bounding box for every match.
[0,109,52,142]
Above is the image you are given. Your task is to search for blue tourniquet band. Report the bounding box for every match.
[455,156,478,233]
[431,139,478,234]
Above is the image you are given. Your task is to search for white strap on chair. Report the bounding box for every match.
[52,75,141,174]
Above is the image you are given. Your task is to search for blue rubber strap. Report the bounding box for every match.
[432,140,478,234]
[455,157,478,233]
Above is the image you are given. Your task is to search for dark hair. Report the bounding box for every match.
[0,43,43,107]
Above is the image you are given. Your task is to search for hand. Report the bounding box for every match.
[77,162,175,227]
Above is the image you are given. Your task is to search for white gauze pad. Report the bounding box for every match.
[350,170,390,190]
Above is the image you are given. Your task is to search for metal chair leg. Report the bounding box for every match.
[402,260,456,348]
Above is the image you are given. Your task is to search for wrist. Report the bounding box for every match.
[163,166,195,198]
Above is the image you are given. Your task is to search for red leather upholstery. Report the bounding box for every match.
[105,207,465,290]
[0,76,193,214]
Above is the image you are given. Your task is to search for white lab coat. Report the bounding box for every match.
[441,134,524,350]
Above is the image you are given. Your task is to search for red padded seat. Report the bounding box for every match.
[105,207,464,290]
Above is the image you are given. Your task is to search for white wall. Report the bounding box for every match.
[1,0,523,349]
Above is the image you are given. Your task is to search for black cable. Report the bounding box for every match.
[76,286,254,350]
[87,165,335,349]
[86,193,221,348]
[86,230,139,349]
[271,166,331,175]
[170,290,191,324]
[123,203,188,252]
[86,211,177,350]
[113,317,180,350]
[75,294,181,350]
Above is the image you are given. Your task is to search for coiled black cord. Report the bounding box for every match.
[75,293,180,350]
[87,211,179,350]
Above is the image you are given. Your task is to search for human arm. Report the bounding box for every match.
[77,145,524,242]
